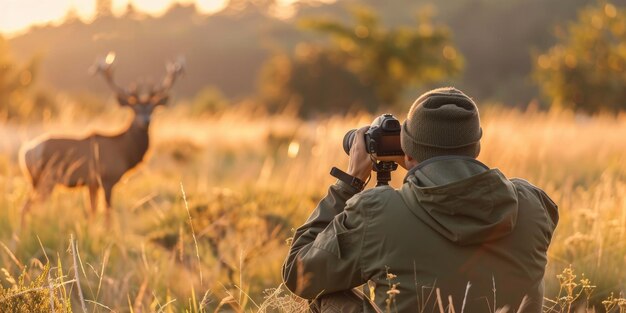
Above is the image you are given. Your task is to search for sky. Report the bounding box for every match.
[0,0,298,37]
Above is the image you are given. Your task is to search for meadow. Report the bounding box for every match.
[0,101,625,312]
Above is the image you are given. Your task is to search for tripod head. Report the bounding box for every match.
[372,160,398,187]
[330,159,399,191]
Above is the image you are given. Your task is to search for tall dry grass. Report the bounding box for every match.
[0,102,625,312]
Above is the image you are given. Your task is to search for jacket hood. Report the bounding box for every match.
[400,156,518,245]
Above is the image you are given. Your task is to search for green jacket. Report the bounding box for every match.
[282,156,558,312]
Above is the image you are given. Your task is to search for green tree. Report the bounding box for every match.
[0,36,38,119]
[301,5,463,107]
[534,1,626,113]
[0,37,53,121]
[258,46,378,117]
[257,5,462,116]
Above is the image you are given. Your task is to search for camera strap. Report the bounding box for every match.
[330,167,366,192]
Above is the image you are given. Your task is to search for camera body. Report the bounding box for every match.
[343,114,404,160]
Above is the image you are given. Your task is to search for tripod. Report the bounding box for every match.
[372,160,398,187]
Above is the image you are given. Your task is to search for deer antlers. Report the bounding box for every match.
[90,52,185,105]
[158,56,185,93]
[91,52,127,95]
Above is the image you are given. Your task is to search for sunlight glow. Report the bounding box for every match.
[287,141,300,158]
[105,51,116,64]
[0,0,335,37]
[0,0,228,37]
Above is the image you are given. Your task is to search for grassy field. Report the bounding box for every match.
[0,103,625,312]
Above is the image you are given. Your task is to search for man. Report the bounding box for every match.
[282,87,558,312]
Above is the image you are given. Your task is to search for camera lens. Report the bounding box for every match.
[342,129,357,155]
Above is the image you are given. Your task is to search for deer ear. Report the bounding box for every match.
[117,95,131,106]
[117,95,138,106]
[153,95,169,106]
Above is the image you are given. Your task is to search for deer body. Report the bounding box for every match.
[20,54,183,220]
[21,119,149,213]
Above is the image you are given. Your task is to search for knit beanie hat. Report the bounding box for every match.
[401,87,482,162]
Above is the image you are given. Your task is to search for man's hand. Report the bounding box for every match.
[347,126,373,182]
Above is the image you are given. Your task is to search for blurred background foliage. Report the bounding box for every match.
[257,3,462,117]
[534,2,626,113]
[2,0,625,120]
[294,6,461,110]
[258,47,380,117]
[0,37,51,121]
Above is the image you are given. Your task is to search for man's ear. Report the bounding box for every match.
[402,154,419,170]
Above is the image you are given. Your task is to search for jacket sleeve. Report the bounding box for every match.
[536,187,559,241]
[512,178,559,240]
[282,181,369,299]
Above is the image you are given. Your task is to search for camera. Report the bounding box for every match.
[343,114,404,160]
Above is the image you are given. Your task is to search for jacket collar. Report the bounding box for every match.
[403,155,489,183]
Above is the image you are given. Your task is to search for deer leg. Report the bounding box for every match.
[103,182,114,225]
[21,180,42,216]
[20,191,36,228]
[20,192,35,218]
[88,184,99,217]
[21,182,53,227]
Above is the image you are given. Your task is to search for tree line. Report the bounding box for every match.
[2,0,626,119]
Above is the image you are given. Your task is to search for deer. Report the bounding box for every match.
[19,54,184,223]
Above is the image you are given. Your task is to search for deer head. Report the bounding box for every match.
[92,52,185,129]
